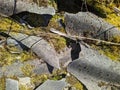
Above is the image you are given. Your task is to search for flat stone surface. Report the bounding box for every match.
[35,79,67,90]
[67,44,120,90]
[6,79,19,90]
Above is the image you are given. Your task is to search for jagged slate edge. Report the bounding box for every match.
[67,44,120,90]
[0,0,55,17]
[65,12,120,41]
[35,79,67,90]
[8,32,60,69]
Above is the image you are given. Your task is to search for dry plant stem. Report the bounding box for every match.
[50,28,120,46]
[1,28,120,46]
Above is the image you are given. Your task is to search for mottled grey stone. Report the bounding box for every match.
[65,12,120,41]
[0,0,55,17]
[6,79,19,90]
[67,44,120,90]
[35,79,67,90]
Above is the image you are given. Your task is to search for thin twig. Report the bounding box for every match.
[50,28,120,46]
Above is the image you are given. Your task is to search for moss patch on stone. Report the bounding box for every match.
[0,46,35,66]
[91,44,120,61]
[0,16,23,32]
[21,64,35,77]
[105,13,120,29]
[0,77,5,90]
[31,74,48,86]
[66,75,84,90]
[86,0,120,29]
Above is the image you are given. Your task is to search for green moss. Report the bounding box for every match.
[112,35,120,43]
[95,45,120,61]
[66,75,84,90]
[105,13,120,29]
[87,1,120,28]
[0,46,35,66]
[19,85,33,90]
[51,37,66,52]
[49,69,67,80]
[31,74,48,85]
[0,77,5,90]
[21,64,34,76]
[105,46,120,61]
[0,16,23,31]
[0,15,35,35]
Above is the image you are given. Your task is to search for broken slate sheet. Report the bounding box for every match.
[67,44,120,90]
[5,32,60,69]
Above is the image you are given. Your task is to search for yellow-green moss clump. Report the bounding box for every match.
[98,4,120,29]
[102,45,120,61]
[0,46,35,66]
[105,13,120,29]
[31,74,48,86]
[19,86,33,90]
[21,64,35,77]
[0,16,23,32]
[66,75,84,90]
[86,1,120,29]
[50,69,67,80]
[92,44,120,61]
[0,77,5,90]
[50,37,66,52]
[100,36,120,61]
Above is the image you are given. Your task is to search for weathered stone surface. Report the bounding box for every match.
[67,44,120,90]
[0,0,55,17]
[0,59,51,78]
[59,47,72,67]
[8,32,60,69]
[6,79,19,90]
[65,12,120,41]
[35,79,67,90]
